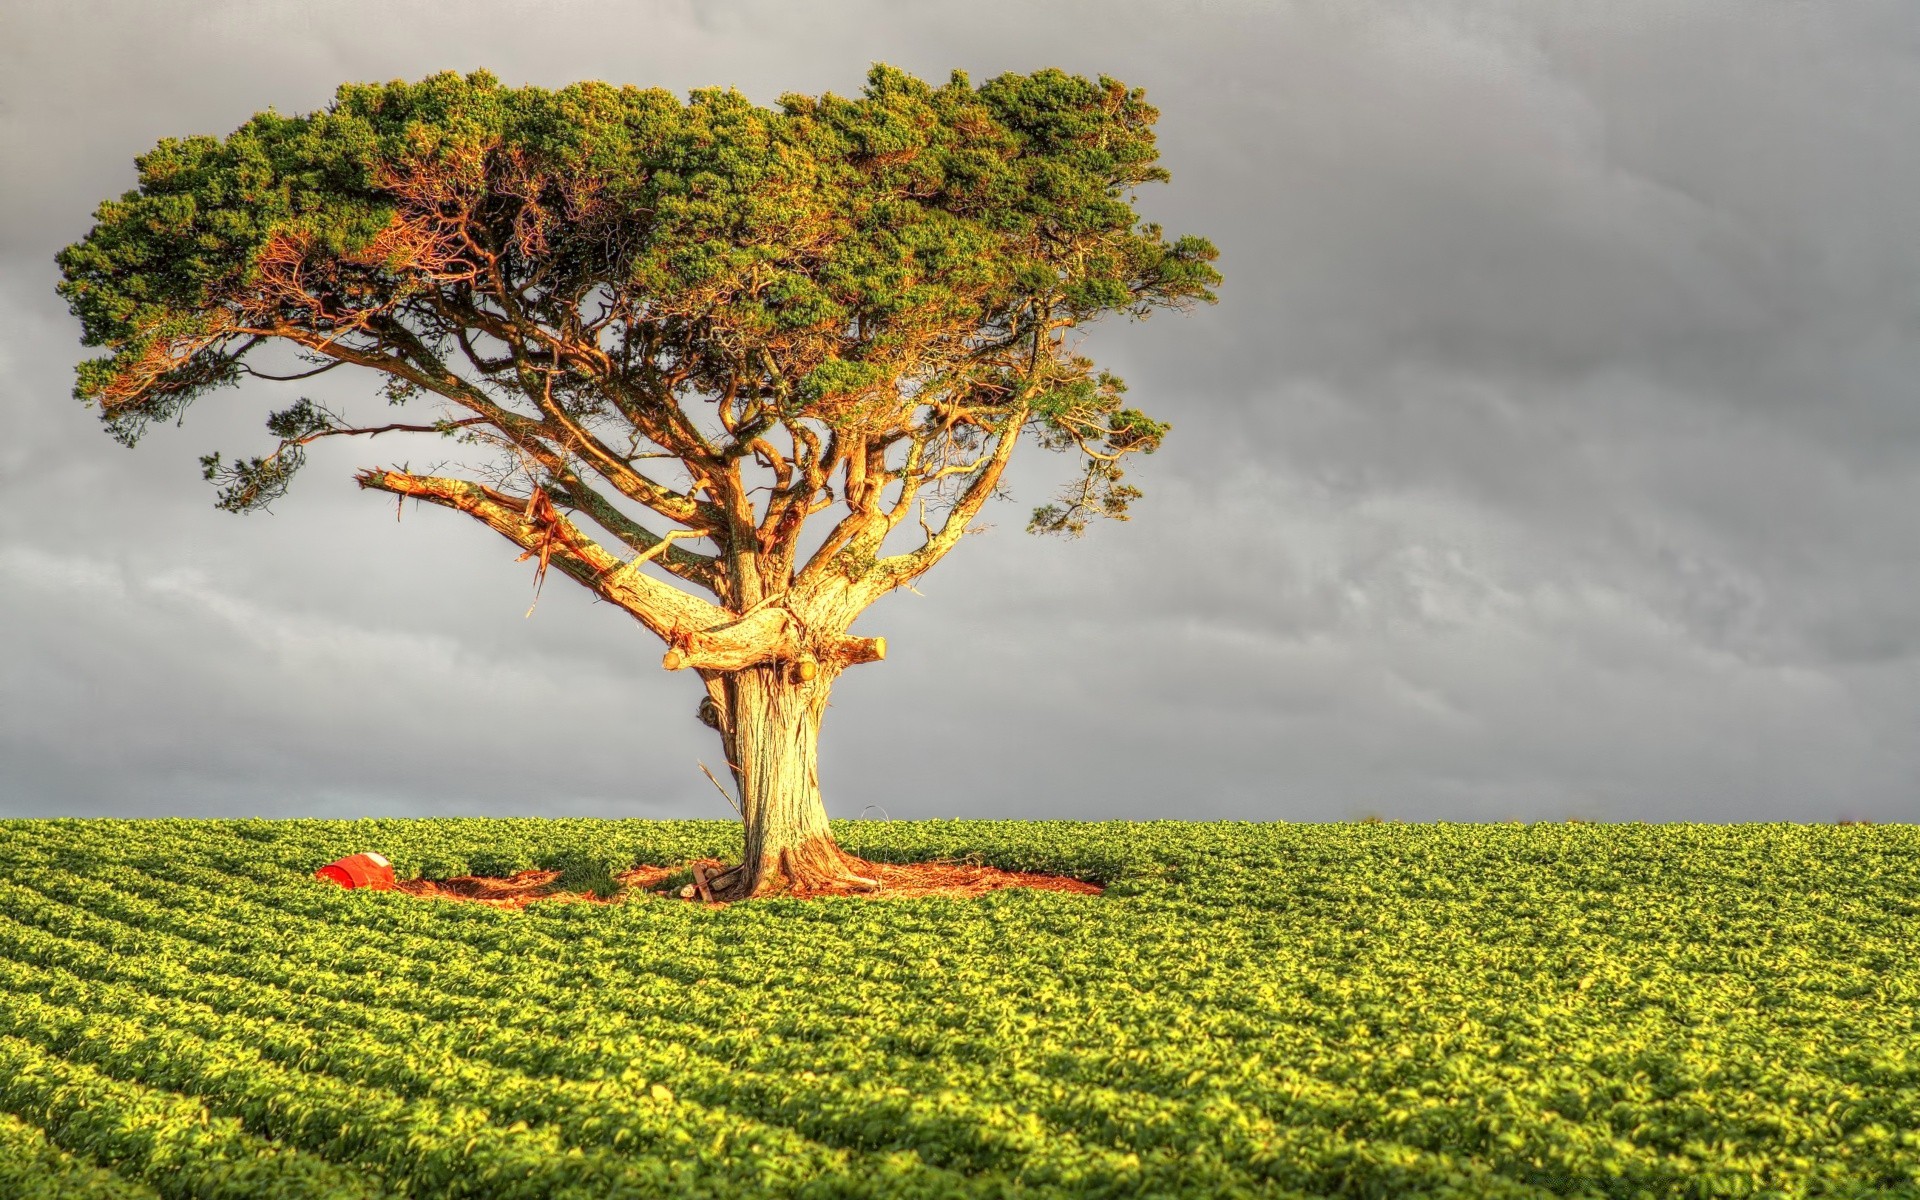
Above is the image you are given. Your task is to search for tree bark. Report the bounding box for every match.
[707,664,877,899]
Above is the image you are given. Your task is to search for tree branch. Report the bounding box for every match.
[544,478,717,589]
[858,409,1029,601]
[239,358,346,383]
[354,468,724,644]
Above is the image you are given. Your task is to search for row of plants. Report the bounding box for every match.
[0,819,1915,1197]
[0,1109,160,1200]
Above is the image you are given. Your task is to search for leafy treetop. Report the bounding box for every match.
[58,65,1219,631]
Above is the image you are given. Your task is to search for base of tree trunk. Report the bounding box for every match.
[709,835,880,899]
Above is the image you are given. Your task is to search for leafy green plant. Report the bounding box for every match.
[541,850,627,900]
[1,817,1918,1198]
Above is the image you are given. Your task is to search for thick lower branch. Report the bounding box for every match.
[663,607,799,672]
[359,470,885,681]
[835,635,886,666]
[661,606,886,673]
[356,468,724,642]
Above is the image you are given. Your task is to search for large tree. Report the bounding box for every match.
[58,66,1219,897]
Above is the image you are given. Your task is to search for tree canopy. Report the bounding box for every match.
[60,65,1216,549]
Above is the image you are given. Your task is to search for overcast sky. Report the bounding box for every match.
[3,0,1916,822]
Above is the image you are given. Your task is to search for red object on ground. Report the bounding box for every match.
[315,852,395,890]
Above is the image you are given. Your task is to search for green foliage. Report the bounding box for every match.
[1027,368,1168,536]
[0,1111,162,1200]
[195,397,343,514]
[8,819,1915,1197]
[539,848,627,900]
[57,65,1219,527]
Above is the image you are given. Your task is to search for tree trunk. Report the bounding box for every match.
[707,663,876,899]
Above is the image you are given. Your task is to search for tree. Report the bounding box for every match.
[57,66,1220,897]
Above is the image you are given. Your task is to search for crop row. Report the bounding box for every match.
[0,871,1330,1198]
[0,1109,162,1200]
[1,819,1918,1197]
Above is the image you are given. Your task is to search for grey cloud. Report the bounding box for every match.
[3,0,1917,821]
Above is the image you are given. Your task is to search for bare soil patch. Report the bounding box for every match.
[853,859,1103,899]
[394,868,598,908]
[392,861,1099,907]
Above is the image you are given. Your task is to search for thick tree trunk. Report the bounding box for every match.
[707,664,876,899]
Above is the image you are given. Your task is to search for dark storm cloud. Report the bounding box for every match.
[3,0,1916,820]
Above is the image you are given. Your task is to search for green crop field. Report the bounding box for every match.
[0,819,1915,1199]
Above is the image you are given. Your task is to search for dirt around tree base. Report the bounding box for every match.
[804,859,1102,900]
[391,861,1100,908]
[394,869,596,908]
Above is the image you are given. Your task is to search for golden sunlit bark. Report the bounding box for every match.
[355,469,725,642]
[701,665,879,898]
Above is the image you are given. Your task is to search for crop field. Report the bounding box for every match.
[0,819,1915,1199]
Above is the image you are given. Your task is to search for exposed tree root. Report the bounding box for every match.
[708,836,881,899]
